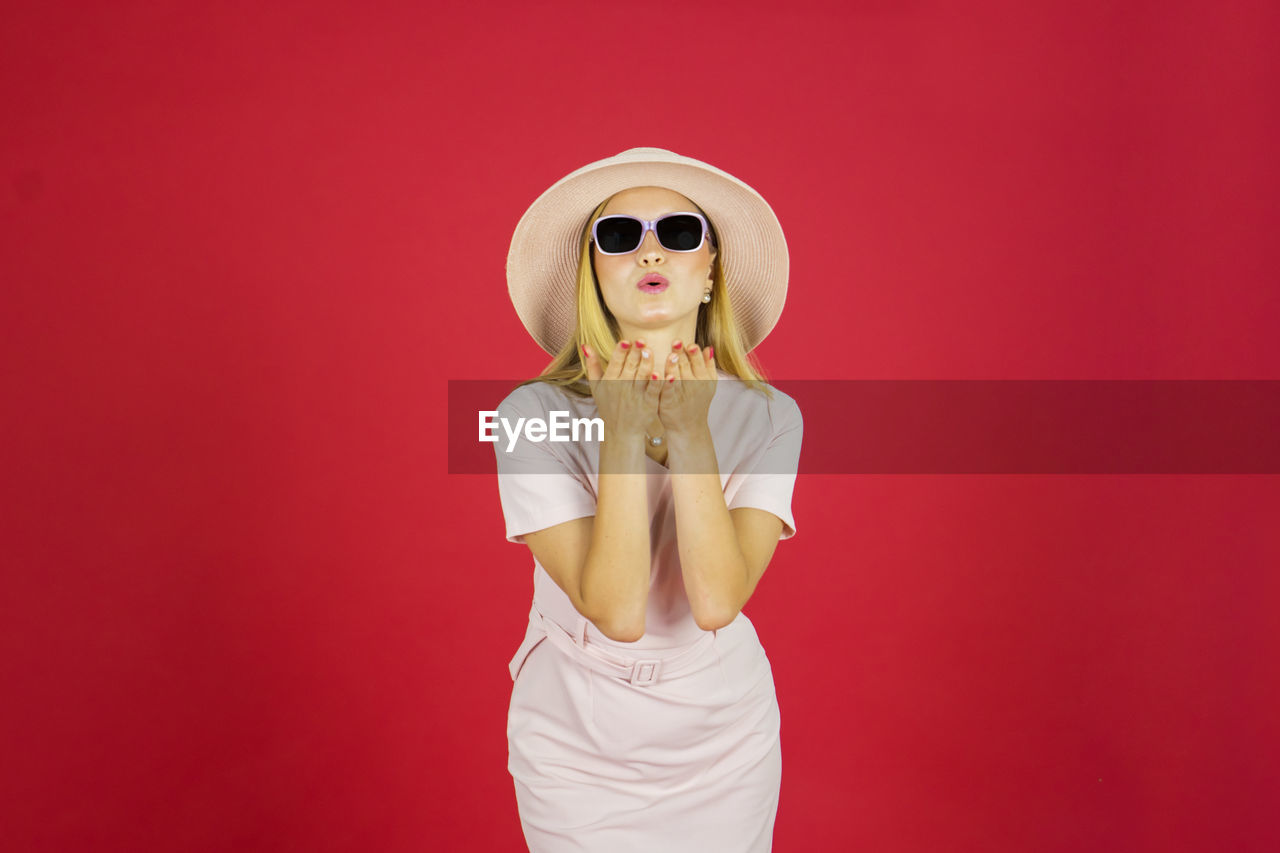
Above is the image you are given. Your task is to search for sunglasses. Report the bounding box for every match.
[590,212,714,256]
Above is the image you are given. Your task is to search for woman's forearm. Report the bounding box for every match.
[666,424,748,631]
[578,432,652,641]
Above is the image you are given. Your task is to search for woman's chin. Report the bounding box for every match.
[618,304,698,329]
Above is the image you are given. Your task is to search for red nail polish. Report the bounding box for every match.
[620,341,630,349]
[651,373,659,380]
[707,346,714,359]
[668,376,675,383]
[673,341,682,349]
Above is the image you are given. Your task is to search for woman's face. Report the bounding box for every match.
[592,186,715,340]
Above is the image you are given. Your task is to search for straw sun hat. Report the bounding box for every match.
[506,147,789,356]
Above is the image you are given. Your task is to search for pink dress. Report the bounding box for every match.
[495,371,803,853]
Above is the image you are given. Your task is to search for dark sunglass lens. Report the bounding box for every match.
[596,218,643,253]
[657,215,703,251]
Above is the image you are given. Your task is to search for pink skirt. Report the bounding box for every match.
[506,603,782,852]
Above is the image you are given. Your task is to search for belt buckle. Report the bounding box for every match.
[629,659,662,686]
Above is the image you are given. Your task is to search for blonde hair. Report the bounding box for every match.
[523,192,772,399]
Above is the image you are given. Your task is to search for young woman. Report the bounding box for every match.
[495,148,802,852]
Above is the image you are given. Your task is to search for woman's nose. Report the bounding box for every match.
[636,230,665,264]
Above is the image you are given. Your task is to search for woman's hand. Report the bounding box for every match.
[658,341,717,439]
[582,340,664,442]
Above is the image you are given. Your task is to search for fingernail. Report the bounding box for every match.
[581,344,588,358]
[673,341,683,349]
[707,346,714,359]
[642,350,650,359]
[651,373,659,380]
[620,341,630,349]
[687,344,699,353]
[635,339,646,347]
[668,376,675,383]
[669,354,679,363]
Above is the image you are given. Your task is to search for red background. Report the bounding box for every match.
[3,1,1278,850]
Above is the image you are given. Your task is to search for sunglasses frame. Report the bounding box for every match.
[590,212,714,256]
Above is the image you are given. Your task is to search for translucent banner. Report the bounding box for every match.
[449,380,1280,474]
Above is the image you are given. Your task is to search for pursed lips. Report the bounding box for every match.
[636,274,669,291]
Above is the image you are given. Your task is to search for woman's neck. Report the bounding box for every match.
[616,326,698,372]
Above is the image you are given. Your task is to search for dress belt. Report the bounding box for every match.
[531,602,716,687]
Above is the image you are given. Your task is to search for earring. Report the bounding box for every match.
[701,290,712,304]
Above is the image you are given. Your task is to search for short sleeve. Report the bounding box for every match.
[727,394,803,540]
[493,386,597,544]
